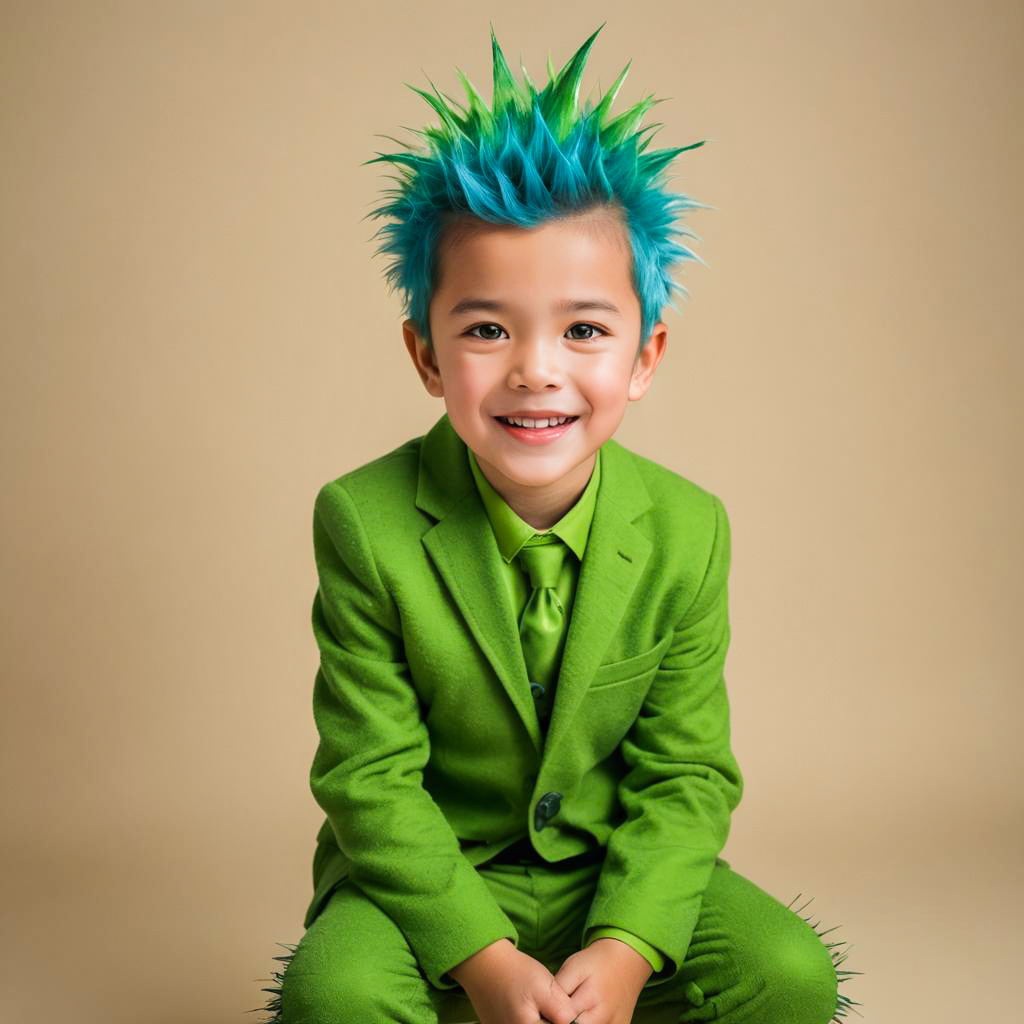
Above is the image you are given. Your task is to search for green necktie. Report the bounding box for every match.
[515,534,569,726]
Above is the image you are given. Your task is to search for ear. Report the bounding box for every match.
[628,323,668,400]
[402,319,444,398]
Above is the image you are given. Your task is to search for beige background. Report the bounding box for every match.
[2,1,1021,1021]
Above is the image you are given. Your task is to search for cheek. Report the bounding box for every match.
[442,356,489,404]
[579,360,633,409]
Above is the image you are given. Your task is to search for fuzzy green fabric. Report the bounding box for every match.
[252,412,864,1020]
[303,412,742,988]
[253,890,863,1023]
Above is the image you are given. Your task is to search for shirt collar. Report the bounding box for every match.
[467,445,602,563]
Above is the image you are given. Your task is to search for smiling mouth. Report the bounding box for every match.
[493,415,580,429]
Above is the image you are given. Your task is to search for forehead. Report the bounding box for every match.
[434,209,636,309]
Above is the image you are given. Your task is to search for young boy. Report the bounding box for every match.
[259,23,859,1024]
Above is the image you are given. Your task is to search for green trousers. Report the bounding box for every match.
[260,855,859,1024]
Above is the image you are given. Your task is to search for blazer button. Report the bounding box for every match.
[534,791,562,831]
[529,681,545,700]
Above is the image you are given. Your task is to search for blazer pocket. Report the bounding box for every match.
[589,634,673,690]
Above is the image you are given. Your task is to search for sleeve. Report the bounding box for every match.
[308,480,519,990]
[581,493,744,984]
[584,926,665,973]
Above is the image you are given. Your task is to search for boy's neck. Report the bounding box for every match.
[474,451,597,532]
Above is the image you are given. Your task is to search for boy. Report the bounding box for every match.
[259,24,859,1024]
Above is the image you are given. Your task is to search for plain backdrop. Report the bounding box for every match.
[1,1,1021,1021]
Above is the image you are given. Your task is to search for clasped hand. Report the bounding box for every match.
[462,937,653,1024]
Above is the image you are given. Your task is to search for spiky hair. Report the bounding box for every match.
[364,22,709,351]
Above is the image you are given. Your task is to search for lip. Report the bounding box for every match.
[495,410,579,419]
[493,414,579,445]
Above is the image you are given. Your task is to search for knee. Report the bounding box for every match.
[279,947,386,1024]
[756,925,838,1024]
[276,881,433,1024]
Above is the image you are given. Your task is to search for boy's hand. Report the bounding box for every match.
[452,939,580,1024]
[552,937,654,1024]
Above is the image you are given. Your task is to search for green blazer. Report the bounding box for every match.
[305,411,744,990]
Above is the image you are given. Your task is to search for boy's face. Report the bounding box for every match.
[403,208,667,501]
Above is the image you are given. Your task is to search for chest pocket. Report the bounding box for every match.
[588,633,673,690]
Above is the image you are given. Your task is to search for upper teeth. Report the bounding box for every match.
[501,415,573,428]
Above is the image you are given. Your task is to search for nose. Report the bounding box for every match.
[507,335,565,390]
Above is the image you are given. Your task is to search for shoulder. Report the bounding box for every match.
[313,433,423,522]
[609,439,728,542]
[611,442,732,622]
[309,434,428,594]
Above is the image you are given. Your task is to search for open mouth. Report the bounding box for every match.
[493,415,580,429]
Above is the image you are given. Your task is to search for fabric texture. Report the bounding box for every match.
[268,855,854,1024]
[515,535,570,696]
[256,411,862,1022]
[468,446,665,973]
[301,410,746,989]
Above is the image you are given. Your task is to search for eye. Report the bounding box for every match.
[465,323,508,341]
[463,322,607,342]
[566,322,607,341]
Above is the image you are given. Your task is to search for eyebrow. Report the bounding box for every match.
[448,298,621,317]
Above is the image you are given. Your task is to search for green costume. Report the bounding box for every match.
[256,413,860,1022]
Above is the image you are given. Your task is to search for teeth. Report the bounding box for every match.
[500,415,573,428]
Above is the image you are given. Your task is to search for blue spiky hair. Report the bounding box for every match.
[364,22,709,351]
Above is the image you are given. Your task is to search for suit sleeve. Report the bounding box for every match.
[582,493,744,983]
[308,480,519,989]
[585,926,665,972]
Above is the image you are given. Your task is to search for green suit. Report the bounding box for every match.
[264,412,853,1024]
[463,440,671,975]
[306,410,741,981]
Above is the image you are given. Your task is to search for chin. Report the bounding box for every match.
[496,456,577,487]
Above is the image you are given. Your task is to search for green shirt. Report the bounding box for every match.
[467,446,666,974]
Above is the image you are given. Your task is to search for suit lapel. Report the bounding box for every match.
[543,461,653,761]
[415,413,653,762]
[417,414,540,749]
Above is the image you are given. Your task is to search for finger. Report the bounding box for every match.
[565,981,597,1023]
[551,957,586,996]
[538,978,585,1024]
